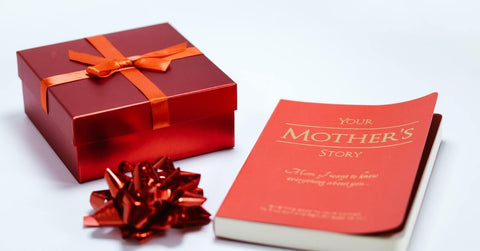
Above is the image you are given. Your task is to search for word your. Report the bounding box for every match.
[339,118,373,125]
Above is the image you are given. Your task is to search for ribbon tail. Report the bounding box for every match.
[69,50,106,65]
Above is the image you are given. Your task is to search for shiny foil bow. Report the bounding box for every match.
[84,157,211,241]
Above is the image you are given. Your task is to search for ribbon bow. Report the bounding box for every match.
[40,35,203,129]
[69,42,192,78]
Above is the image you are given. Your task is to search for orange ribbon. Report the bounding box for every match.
[40,35,203,129]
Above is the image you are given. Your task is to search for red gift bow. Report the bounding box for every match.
[84,157,211,241]
[40,35,203,129]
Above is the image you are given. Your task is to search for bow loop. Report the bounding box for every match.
[134,58,171,72]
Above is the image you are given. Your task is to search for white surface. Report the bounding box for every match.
[0,1,479,250]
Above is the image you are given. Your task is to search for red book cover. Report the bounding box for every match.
[215,93,440,250]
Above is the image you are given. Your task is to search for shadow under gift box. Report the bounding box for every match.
[16,23,237,183]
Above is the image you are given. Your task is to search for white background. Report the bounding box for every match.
[1,0,479,250]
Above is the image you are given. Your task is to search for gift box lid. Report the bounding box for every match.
[17,23,237,146]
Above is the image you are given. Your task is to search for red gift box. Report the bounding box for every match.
[17,23,237,182]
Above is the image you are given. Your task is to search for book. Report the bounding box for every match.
[214,93,442,251]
